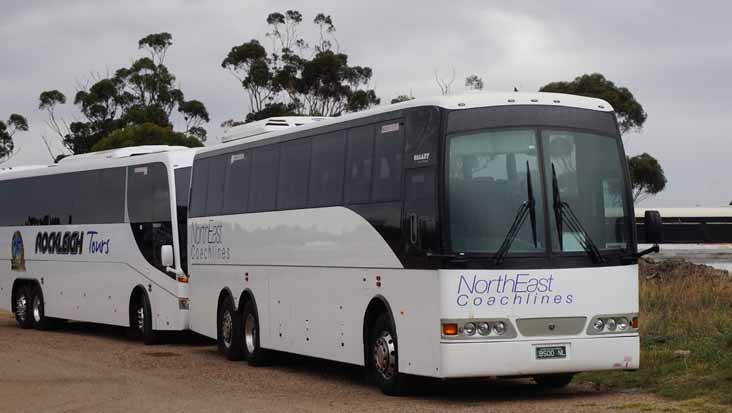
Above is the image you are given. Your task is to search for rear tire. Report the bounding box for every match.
[130,292,158,345]
[14,284,33,329]
[533,373,575,388]
[368,313,410,396]
[30,286,53,330]
[241,300,273,366]
[217,295,244,360]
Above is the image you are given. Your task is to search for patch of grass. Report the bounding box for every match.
[579,260,732,408]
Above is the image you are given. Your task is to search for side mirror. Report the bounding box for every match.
[644,210,663,244]
[161,245,174,268]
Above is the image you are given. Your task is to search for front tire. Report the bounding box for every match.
[241,300,272,366]
[130,292,158,345]
[14,284,33,329]
[217,295,244,360]
[533,373,575,388]
[368,313,409,396]
[30,286,53,330]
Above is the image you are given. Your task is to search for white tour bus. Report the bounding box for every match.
[187,93,662,394]
[0,146,196,344]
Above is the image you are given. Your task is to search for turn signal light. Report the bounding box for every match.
[442,323,458,336]
[632,317,639,329]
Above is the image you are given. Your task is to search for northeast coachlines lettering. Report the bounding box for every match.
[35,231,84,255]
[456,273,574,307]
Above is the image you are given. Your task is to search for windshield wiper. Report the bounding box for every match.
[494,161,537,265]
[551,163,605,264]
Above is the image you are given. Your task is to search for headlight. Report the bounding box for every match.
[463,322,476,336]
[592,318,605,331]
[605,318,617,331]
[477,322,491,336]
[617,317,629,331]
[493,321,506,335]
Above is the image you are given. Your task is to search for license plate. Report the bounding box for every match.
[536,346,567,360]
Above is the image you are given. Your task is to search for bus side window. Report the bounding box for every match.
[223,152,252,215]
[309,131,346,207]
[205,155,227,217]
[190,158,210,218]
[372,122,405,202]
[249,145,280,212]
[277,139,311,210]
[345,125,374,204]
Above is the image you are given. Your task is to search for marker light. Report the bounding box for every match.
[477,322,491,336]
[442,323,458,336]
[463,322,476,336]
[617,317,629,331]
[592,318,605,331]
[632,317,639,329]
[493,321,507,335]
[605,318,617,331]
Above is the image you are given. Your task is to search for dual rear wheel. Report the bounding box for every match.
[14,284,55,330]
[217,297,271,365]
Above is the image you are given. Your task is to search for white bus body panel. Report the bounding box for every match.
[188,206,639,378]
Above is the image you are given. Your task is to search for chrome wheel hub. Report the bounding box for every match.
[222,310,233,348]
[136,305,145,332]
[244,313,256,354]
[16,294,27,322]
[373,331,396,380]
[32,294,42,323]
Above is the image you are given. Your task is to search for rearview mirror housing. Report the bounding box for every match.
[644,210,663,244]
[161,245,174,268]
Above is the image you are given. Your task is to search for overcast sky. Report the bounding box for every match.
[1,1,730,207]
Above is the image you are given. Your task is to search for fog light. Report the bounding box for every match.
[493,321,506,335]
[463,322,476,336]
[605,318,617,331]
[592,318,605,331]
[477,322,491,336]
[617,317,629,331]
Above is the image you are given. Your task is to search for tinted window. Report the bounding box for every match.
[189,158,210,218]
[372,122,404,202]
[174,167,191,209]
[249,145,279,212]
[94,168,126,223]
[345,125,374,204]
[309,132,346,207]
[127,163,171,223]
[205,156,227,216]
[223,152,252,215]
[277,139,311,210]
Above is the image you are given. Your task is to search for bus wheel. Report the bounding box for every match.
[14,284,33,329]
[30,286,52,330]
[131,292,158,345]
[217,295,244,360]
[241,300,272,366]
[533,373,575,388]
[369,313,408,396]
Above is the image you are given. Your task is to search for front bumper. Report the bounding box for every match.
[439,335,639,378]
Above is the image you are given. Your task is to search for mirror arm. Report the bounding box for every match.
[635,244,660,258]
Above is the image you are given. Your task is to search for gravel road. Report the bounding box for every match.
[0,311,672,413]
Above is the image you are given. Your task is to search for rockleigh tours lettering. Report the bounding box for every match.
[35,231,84,255]
[191,221,230,260]
[456,273,574,307]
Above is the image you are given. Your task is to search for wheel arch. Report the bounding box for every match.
[237,288,257,313]
[362,295,398,366]
[11,278,38,313]
[129,285,150,320]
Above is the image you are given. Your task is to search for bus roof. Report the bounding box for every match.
[635,207,732,219]
[203,92,615,157]
[0,146,198,181]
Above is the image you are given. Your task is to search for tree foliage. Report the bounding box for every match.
[628,153,667,202]
[39,32,208,154]
[465,74,484,90]
[92,122,203,152]
[540,73,663,203]
[0,113,29,163]
[540,73,647,134]
[223,11,379,122]
[390,94,415,104]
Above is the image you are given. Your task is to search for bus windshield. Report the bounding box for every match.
[448,128,631,256]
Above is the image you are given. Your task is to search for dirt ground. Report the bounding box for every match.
[0,311,678,413]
